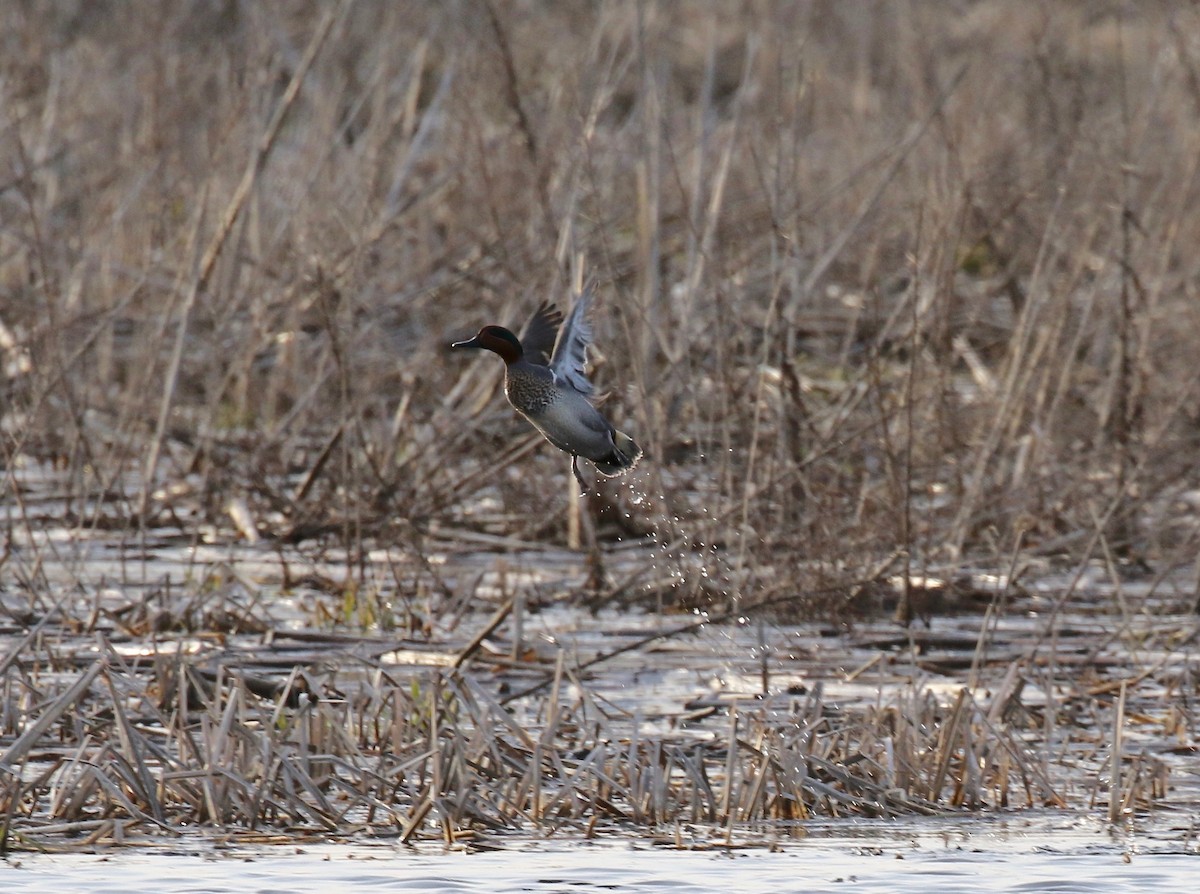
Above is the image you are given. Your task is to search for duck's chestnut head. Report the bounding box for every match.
[452,325,524,363]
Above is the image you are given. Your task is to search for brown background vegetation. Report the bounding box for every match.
[5,1,1200,607]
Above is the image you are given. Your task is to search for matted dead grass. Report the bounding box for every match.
[0,540,1188,852]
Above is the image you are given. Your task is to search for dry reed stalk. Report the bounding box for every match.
[0,659,102,773]
[924,688,965,803]
[1108,680,1127,823]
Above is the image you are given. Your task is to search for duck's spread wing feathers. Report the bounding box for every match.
[520,302,563,366]
[549,290,595,396]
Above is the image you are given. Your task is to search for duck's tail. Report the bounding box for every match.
[594,429,643,477]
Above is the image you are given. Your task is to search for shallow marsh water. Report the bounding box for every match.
[2,816,1198,893]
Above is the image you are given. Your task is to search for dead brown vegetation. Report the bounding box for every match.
[6,1,1200,578]
[1,0,1198,850]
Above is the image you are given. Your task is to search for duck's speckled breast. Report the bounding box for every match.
[504,363,558,415]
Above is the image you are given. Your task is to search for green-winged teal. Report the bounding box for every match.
[452,290,642,490]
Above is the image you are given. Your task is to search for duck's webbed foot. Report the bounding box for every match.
[571,455,590,496]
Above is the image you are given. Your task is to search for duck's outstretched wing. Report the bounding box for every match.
[520,302,563,366]
[550,289,595,397]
